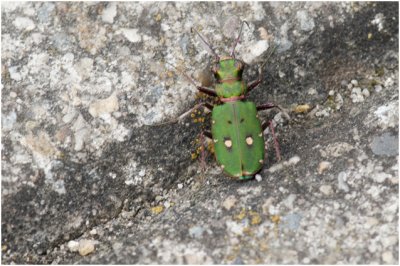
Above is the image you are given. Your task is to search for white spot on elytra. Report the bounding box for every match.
[221,165,225,169]
[259,159,263,164]
[246,136,253,145]
[224,139,232,148]
[258,133,263,137]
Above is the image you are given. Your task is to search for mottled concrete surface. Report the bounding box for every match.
[1,2,398,264]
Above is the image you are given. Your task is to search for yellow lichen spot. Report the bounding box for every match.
[193,118,198,123]
[2,245,7,252]
[167,71,174,78]
[259,242,268,252]
[368,32,372,40]
[293,104,311,113]
[250,212,262,225]
[191,153,198,160]
[271,215,281,224]
[242,226,252,235]
[151,205,164,215]
[234,208,247,220]
[155,13,162,21]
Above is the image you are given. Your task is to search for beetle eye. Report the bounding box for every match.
[213,64,220,73]
[234,61,242,69]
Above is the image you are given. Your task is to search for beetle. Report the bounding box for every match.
[170,21,282,180]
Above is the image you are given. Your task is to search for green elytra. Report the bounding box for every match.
[174,22,281,180]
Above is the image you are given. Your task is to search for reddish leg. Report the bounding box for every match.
[166,62,217,97]
[257,102,279,111]
[262,120,281,162]
[247,45,277,94]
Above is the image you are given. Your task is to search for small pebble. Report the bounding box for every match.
[351,87,364,103]
[374,84,383,92]
[382,251,394,264]
[138,169,146,177]
[255,174,262,182]
[320,185,333,195]
[307,88,317,95]
[362,88,370,97]
[222,195,237,210]
[177,183,183,189]
[150,205,164,214]
[89,229,97,235]
[293,104,311,113]
[67,240,79,252]
[351,79,358,86]
[337,172,350,192]
[318,161,331,174]
[78,239,95,256]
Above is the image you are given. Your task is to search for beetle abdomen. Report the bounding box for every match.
[211,101,265,179]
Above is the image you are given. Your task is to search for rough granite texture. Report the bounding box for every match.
[1,1,398,264]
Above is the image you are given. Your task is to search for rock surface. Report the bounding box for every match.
[1,2,398,264]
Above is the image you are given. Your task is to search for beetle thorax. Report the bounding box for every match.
[213,58,247,99]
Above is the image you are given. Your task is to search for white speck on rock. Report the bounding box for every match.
[362,88,370,98]
[177,183,183,189]
[121,28,142,43]
[307,88,317,95]
[67,240,79,252]
[351,79,359,86]
[372,172,392,183]
[320,142,354,158]
[318,161,331,174]
[320,185,333,195]
[337,172,350,192]
[384,77,394,87]
[102,2,117,23]
[381,251,393,264]
[8,66,22,81]
[374,84,383,92]
[13,16,35,31]
[89,92,119,117]
[226,220,244,235]
[72,114,90,151]
[2,111,17,131]
[287,155,300,165]
[296,10,315,31]
[138,169,146,177]
[282,194,297,209]
[78,239,95,256]
[242,40,269,64]
[255,174,262,182]
[373,102,398,129]
[351,87,364,103]
[222,195,237,210]
[53,179,66,194]
[371,13,385,32]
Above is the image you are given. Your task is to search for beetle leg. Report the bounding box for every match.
[166,62,217,97]
[262,120,281,162]
[203,130,212,139]
[149,102,214,126]
[257,103,291,120]
[247,45,277,94]
[257,102,278,111]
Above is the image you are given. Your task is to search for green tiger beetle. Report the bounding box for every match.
[170,21,284,180]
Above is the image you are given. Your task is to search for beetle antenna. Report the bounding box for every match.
[165,62,199,88]
[191,27,220,61]
[230,20,249,58]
